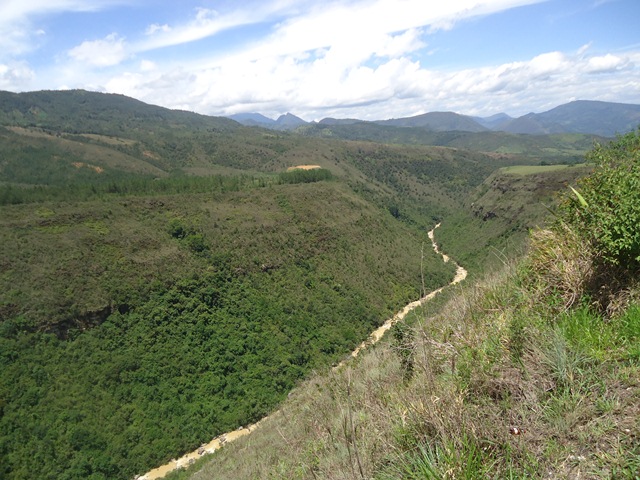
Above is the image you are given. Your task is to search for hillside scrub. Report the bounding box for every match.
[176,133,640,480]
[175,258,639,479]
[0,180,457,480]
[560,129,640,268]
[530,129,640,315]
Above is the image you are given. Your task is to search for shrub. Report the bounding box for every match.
[528,128,640,315]
[559,128,640,268]
[527,226,593,311]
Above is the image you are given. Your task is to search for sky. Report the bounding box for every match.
[1,0,639,121]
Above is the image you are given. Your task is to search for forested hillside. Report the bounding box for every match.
[0,90,598,479]
[176,132,640,480]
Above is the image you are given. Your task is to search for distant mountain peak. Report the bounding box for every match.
[223,99,640,136]
[228,112,275,126]
[275,113,306,126]
[500,100,640,136]
[376,111,487,132]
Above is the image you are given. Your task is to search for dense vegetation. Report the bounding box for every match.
[0,90,604,479]
[1,179,459,479]
[437,163,592,274]
[182,131,640,480]
[298,122,602,163]
[559,129,640,268]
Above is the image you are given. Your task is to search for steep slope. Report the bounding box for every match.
[0,180,456,480]
[0,89,608,480]
[176,134,640,480]
[437,163,592,273]
[274,113,307,130]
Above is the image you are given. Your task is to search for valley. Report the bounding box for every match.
[140,223,467,480]
[0,90,638,479]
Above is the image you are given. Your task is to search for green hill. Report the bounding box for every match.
[376,111,487,132]
[296,122,602,163]
[501,100,640,136]
[0,90,608,479]
[175,130,640,480]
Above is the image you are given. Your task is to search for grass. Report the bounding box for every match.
[499,163,587,175]
[178,252,640,480]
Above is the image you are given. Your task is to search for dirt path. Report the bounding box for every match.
[138,223,466,480]
[340,223,466,363]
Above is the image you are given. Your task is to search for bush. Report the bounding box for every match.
[528,128,640,315]
[559,129,640,268]
[527,226,593,310]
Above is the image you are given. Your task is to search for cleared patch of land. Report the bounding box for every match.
[499,163,587,175]
[286,164,322,171]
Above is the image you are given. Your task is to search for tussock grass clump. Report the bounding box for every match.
[526,225,594,311]
[527,223,640,317]
[540,128,640,316]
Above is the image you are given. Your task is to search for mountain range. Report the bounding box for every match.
[228,100,640,137]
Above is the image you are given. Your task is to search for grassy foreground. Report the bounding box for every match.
[171,133,640,479]
[171,254,639,480]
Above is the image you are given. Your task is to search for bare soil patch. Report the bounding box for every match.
[286,164,322,171]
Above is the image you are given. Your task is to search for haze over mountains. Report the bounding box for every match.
[229,100,640,137]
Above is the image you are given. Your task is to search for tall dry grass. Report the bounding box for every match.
[526,225,594,311]
[182,254,639,480]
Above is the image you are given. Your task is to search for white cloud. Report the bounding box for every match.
[0,61,35,90]
[45,38,640,122]
[102,45,640,120]
[577,42,592,56]
[22,0,638,119]
[376,29,425,58]
[68,33,128,67]
[135,3,299,53]
[3,0,639,122]
[0,22,32,58]
[145,24,171,36]
[528,51,569,77]
[0,0,126,58]
[585,53,629,73]
[2,0,112,25]
[139,60,157,72]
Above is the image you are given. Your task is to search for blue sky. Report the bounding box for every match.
[1,0,639,120]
